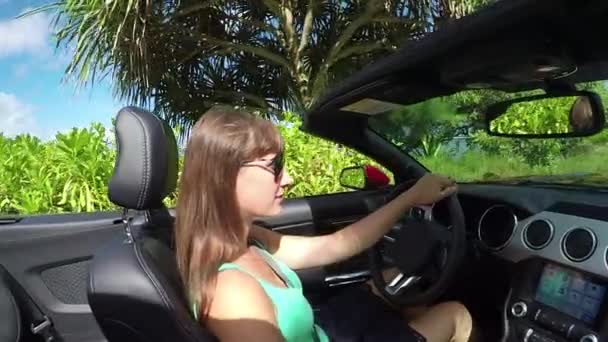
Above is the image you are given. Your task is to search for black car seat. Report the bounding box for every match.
[0,269,20,342]
[87,106,217,342]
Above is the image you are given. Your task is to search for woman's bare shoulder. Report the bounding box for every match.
[207,270,282,341]
[209,269,274,319]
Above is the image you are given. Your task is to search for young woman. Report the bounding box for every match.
[569,96,594,132]
[175,109,473,342]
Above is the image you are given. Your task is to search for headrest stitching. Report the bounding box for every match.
[149,113,168,202]
[129,111,150,209]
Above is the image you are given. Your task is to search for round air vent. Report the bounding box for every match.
[477,205,517,251]
[524,219,554,250]
[563,228,596,262]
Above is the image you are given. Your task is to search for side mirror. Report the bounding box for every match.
[485,90,605,138]
[339,165,391,190]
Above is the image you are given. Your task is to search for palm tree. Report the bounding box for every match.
[36,0,487,135]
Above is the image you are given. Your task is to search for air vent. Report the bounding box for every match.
[524,219,554,250]
[563,228,596,262]
[477,205,517,251]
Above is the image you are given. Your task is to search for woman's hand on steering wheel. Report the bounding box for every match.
[406,174,457,206]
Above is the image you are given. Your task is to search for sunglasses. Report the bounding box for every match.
[241,151,284,182]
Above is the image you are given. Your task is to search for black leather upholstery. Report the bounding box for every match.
[108,106,178,210]
[88,107,216,342]
[0,272,20,342]
[88,212,215,342]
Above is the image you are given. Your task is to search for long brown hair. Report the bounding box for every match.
[569,96,594,131]
[175,108,283,321]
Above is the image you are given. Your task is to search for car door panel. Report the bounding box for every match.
[254,198,315,229]
[0,212,124,342]
[0,191,374,341]
[0,189,381,341]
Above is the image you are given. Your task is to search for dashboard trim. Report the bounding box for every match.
[494,211,608,280]
[562,227,597,262]
[523,218,555,250]
[477,204,518,251]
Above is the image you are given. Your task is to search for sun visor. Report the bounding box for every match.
[340,98,401,115]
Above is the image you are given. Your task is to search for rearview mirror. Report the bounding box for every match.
[339,165,391,190]
[485,91,605,138]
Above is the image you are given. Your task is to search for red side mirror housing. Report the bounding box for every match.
[363,165,390,189]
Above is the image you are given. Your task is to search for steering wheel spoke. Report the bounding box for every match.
[385,273,422,296]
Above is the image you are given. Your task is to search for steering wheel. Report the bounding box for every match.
[368,178,466,307]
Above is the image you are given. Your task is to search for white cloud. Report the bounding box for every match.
[1,10,75,78]
[0,92,41,137]
[0,11,51,58]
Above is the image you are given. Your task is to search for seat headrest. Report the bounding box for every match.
[108,106,178,210]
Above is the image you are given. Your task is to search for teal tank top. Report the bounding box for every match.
[193,246,329,342]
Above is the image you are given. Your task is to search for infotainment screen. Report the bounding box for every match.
[535,263,606,324]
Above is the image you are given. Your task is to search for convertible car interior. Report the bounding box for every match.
[2,0,608,341]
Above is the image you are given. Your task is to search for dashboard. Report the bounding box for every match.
[479,203,608,280]
[477,202,608,342]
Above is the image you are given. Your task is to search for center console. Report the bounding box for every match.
[504,260,608,342]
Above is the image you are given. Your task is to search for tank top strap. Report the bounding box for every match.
[253,246,302,289]
[191,263,262,321]
[218,262,253,274]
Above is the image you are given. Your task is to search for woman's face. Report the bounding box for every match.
[236,152,293,219]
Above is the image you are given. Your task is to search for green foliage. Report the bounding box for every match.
[422,141,608,187]
[471,131,568,166]
[338,167,367,190]
[1,113,386,215]
[369,98,467,157]
[278,112,390,197]
[420,149,534,181]
[0,125,117,215]
[490,97,573,135]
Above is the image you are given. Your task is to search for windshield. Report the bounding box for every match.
[369,81,608,187]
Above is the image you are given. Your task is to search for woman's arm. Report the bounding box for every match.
[252,174,456,270]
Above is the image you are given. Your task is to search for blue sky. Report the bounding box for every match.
[0,0,124,139]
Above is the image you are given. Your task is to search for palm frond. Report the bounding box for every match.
[40,0,487,138]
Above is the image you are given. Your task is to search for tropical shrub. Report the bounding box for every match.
[3,102,608,216]
[0,113,385,215]
[277,112,389,197]
[0,124,116,214]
